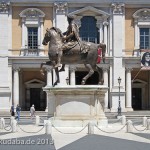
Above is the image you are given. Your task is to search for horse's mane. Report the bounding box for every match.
[50,27,63,37]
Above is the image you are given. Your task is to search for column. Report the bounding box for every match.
[8,64,13,107]
[103,21,108,55]
[103,67,109,111]
[21,19,25,49]
[134,20,139,49]
[45,67,53,112]
[46,67,53,86]
[109,15,113,56]
[126,68,133,111]
[58,65,69,86]
[96,16,103,43]
[40,19,44,49]
[13,67,20,108]
[70,65,76,85]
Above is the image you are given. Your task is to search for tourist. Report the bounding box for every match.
[10,105,15,117]
[16,104,21,121]
[30,104,35,119]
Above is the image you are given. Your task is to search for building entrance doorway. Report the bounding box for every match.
[30,88,41,110]
[24,79,46,111]
[132,88,142,110]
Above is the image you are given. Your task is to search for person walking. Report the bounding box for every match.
[16,104,21,121]
[30,104,35,119]
[10,105,15,117]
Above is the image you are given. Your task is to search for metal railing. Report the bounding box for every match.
[81,37,97,43]
[22,48,40,56]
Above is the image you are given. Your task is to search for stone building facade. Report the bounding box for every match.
[0,0,150,112]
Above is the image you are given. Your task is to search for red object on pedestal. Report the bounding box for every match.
[97,48,102,63]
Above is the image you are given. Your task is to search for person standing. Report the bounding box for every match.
[10,105,15,117]
[16,104,21,121]
[30,104,35,119]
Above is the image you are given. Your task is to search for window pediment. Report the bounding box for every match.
[132,79,147,85]
[68,6,110,18]
[19,8,45,19]
[25,79,45,85]
[133,8,150,22]
[19,8,45,52]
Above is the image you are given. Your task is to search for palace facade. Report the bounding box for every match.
[0,0,150,112]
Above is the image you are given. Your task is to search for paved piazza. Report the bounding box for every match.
[0,118,150,150]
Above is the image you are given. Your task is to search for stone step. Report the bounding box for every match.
[0,111,48,118]
[106,111,150,119]
[1,111,150,119]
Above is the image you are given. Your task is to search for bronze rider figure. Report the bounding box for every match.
[54,15,82,68]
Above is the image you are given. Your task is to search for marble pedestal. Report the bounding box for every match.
[43,85,108,127]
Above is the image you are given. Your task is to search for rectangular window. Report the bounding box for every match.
[28,27,38,49]
[80,16,99,43]
[140,28,150,49]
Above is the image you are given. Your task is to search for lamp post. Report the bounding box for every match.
[118,77,121,116]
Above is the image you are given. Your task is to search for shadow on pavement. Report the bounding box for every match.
[58,134,150,150]
[0,132,11,136]
[132,133,150,140]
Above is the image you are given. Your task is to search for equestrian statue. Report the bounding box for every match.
[40,15,106,86]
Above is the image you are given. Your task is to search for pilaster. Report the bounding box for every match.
[103,21,109,55]
[0,1,10,96]
[54,2,68,32]
[110,3,126,112]
[134,19,140,49]
[0,1,11,111]
[95,16,103,43]
[111,2,125,86]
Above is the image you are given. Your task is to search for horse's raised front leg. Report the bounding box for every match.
[40,61,52,75]
[53,67,60,87]
[81,64,94,85]
[40,61,47,75]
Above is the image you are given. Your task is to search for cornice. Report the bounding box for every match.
[3,1,148,9]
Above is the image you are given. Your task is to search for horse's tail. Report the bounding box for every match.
[98,43,106,63]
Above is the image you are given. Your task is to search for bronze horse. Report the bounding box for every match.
[40,27,106,86]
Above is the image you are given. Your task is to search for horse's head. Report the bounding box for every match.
[42,28,51,45]
[42,27,63,46]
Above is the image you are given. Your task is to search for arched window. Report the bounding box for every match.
[79,16,99,43]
